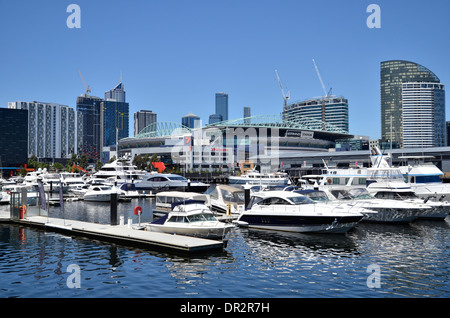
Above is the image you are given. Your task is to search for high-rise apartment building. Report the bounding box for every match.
[105,81,126,103]
[208,113,222,125]
[134,110,157,135]
[0,108,28,171]
[76,94,103,160]
[380,60,441,147]
[282,96,349,133]
[402,82,446,148]
[215,92,228,122]
[9,101,78,159]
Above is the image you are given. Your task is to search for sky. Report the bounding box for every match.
[1,0,449,140]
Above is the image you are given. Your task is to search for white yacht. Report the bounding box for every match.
[235,191,364,234]
[134,173,208,193]
[398,158,450,201]
[83,185,122,202]
[204,184,245,215]
[155,191,210,214]
[94,159,147,184]
[323,187,431,223]
[229,169,291,186]
[147,200,235,240]
[60,172,87,192]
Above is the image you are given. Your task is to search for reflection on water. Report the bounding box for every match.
[0,198,449,298]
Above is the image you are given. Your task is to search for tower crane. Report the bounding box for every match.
[275,69,290,107]
[78,70,91,95]
[312,59,330,97]
[312,59,331,130]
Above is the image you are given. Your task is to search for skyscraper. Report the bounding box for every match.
[134,110,157,135]
[215,92,228,122]
[282,96,349,133]
[9,101,78,159]
[182,113,200,129]
[402,82,446,148]
[105,81,126,103]
[76,94,103,160]
[380,60,441,147]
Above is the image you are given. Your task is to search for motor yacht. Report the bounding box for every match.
[83,185,122,202]
[155,191,210,214]
[147,200,235,240]
[326,187,431,223]
[229,169,291,186]
[398,159,450,202]
[117,183,142,199]
[204,184,245,215]
[235,191,364,234]
[134,173,208,193]
[93,158,147,185]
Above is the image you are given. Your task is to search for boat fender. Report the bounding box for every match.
[134,206,143,215]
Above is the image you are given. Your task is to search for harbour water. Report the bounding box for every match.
[0,198,449,298]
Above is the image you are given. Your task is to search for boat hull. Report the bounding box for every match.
[147,223,233,240]
[236,214,363,234]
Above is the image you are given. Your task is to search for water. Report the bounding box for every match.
[0,199,449,298]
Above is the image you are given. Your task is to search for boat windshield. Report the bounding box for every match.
[221,189,245,204]
[298,191,330,202]
[167,176,188,181]
[346,188,373,199]
[187,213,217,222]
[288,196,315,205]
[368,168,404,181]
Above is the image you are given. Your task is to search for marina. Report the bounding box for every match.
[0,151,449,298]
[0,199,448,298]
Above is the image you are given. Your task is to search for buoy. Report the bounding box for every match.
[134,206,143,215]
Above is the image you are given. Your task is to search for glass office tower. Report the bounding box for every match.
[380,60,441,147]
[76,94,103,160]
[215,92,228,122]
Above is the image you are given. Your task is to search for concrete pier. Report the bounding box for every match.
[0,213,225,254]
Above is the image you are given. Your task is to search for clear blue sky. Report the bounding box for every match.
[1,0,449,139]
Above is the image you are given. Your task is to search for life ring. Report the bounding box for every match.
[7,190,11,195]
[23,205,27,215]
[134,206,143,215]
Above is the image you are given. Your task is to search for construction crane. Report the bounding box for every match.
[312,59,330,97]
[78,70,91,95]
[312,59,331,131]
[275,69,290,107]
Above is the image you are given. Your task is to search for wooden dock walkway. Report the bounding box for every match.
[0,212,225,254]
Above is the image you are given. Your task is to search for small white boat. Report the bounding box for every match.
[155,191,210,214]
[83,185,122,202]
[117,183,142,198]
[236,191,364,234]
[147,200,235,240]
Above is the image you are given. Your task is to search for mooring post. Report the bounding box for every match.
[110,193,118,225]
[244,184,251,210]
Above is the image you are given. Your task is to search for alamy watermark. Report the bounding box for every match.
[366,4,381,29]
[66,4,81,29]
[366,264,381,288]
[66,264,81,289]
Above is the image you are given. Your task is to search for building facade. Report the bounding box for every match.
[8,101,77,159]
[0,108,28,174]
[76,94,103,160]
[215,92,228,122]
[380,60,441,147]
[134,110,157,135]
[282,96,349,133]
[101,100,129,147]
[208,113,222,125]
[105,81,125,103]
[182,113,201,129]
[402,82,446,148]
